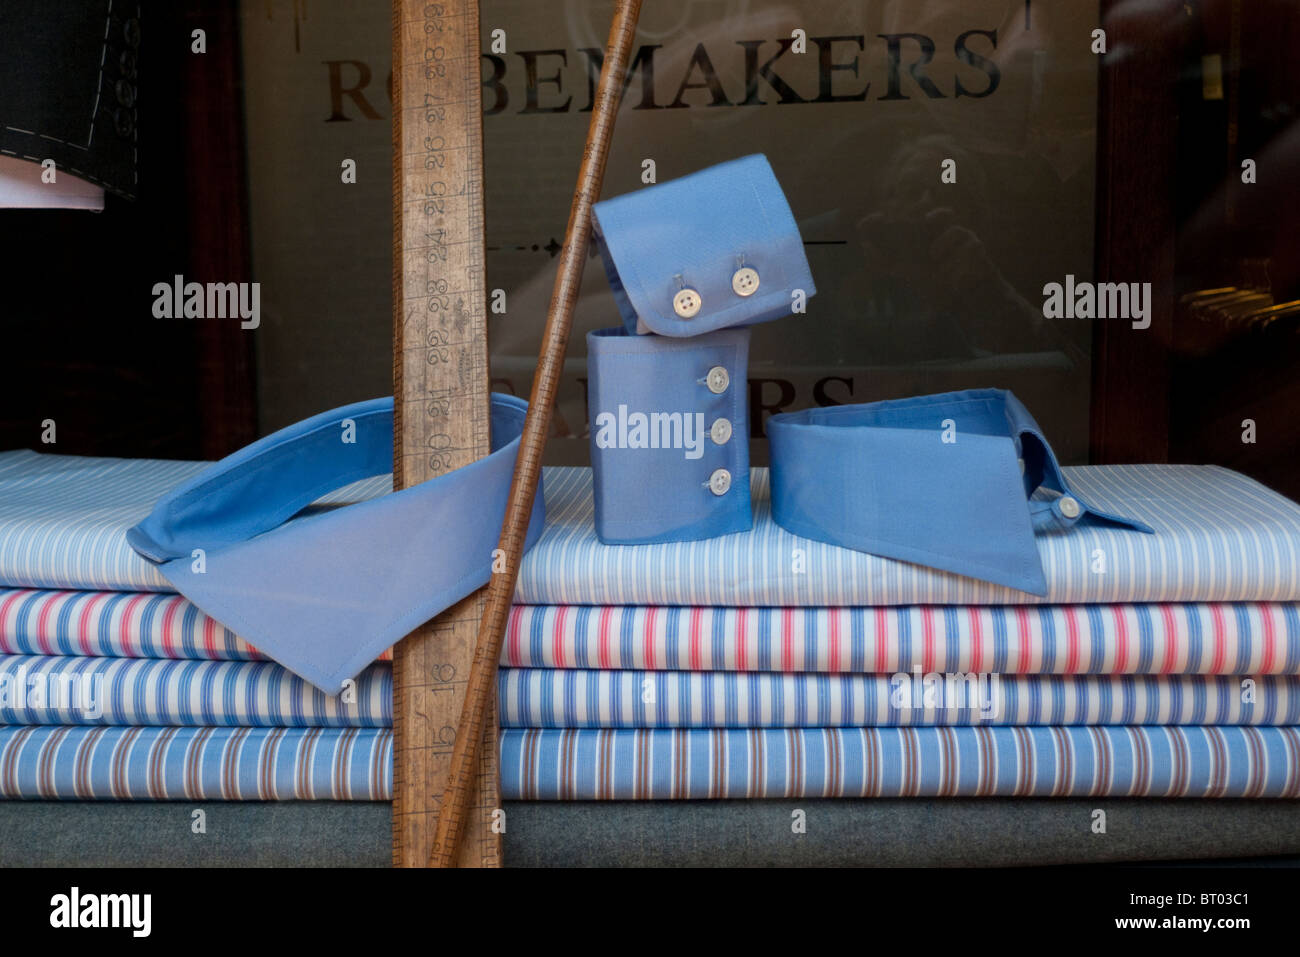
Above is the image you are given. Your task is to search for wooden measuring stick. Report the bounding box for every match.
[391,0,500,868]
[428,0,644,868]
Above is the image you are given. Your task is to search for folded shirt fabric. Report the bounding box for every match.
[522,466,1300,605]
[497,670,1299,728]
[6,451,1300,606]
[9,589,1298,677]
[4,725,1298,800]
[0,449,379,593]
[0,726,390,801]
[501,726,1300,800]
[0,587,393,662]
[3,654,1292,729]
[0,655,390,727]
[0,588,288,661]
[503,603,1300,675]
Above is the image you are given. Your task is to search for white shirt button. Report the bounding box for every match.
[673,288,702,319]
[708,468,732,496]
[710,417,732,445]
[706,366,730,394]
[731,266,760,297]
[1058,495,1081,519]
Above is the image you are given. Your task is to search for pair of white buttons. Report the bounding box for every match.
[673,267,761,319]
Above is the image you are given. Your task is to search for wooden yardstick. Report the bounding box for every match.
[427,0,644,867]
[390,0,499,868]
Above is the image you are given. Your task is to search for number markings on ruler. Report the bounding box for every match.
[391,0,499,868]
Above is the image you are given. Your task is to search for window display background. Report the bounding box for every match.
[239,0,1099,464]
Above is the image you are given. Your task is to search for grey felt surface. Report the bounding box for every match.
[2,800,1300,867]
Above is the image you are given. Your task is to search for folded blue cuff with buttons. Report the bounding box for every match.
[591,154,815,337]
[587,326,751,544]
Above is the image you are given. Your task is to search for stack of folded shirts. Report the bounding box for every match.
[0,449,392,800]
[502,466,1300,799]
[2,450,1300,801]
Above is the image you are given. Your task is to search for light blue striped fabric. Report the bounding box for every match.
[0,451,199,592]
[5,450,1300,604]
[0,726,391,800]
[6,590,1300,677]
[4,655,1292,729]
[0,656,389,727]
[504,603,1300,674]
[0,589,258,660]
[519,466,1300,605]
[0,450,389,593]
[500,726,1300,800]
[498,670,1300,728]
[3,726,1298,800]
